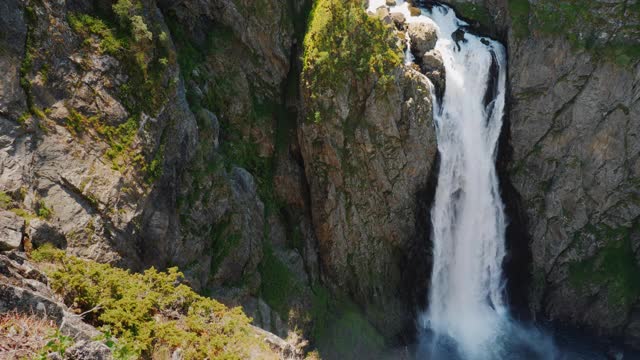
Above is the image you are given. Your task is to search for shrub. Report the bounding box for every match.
[31,245,266,359]
[0,191,12,210]
[36,200,53,219]
[68,13,123,56]
[302,0,402,106]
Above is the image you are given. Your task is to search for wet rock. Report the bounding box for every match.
[386,0,397,6]
[408,22,437,58]
[0,210,23,251]
[196,109,220,149]
[421,50,445,96]
[409,6,422,16]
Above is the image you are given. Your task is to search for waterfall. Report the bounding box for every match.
[420,5,510,358]
[367,1,556,359]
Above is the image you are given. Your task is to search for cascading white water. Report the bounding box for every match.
[420,6,509,358]
[367,1,556,359]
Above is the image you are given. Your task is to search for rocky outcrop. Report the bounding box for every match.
[0,0,197,268]
[0,250,302,359]
[509,37,640,345]
[0,252,107,347]
[0,210,23,251]
[408,22,438,59]
[301,3,438,338]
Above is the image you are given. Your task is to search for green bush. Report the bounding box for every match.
[32,245,267,359]
[302,0,402,121]
[68,13,124,56]
[36,200,53,220]
[0,191,12,210]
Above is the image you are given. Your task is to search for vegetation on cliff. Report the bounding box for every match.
[507,0,640,65]
[302,0,402,122]
[569,223,640,309]
[32,245,271,359]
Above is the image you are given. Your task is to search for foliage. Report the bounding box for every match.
[508,0,530,39]
[35,330,74,359]
[19,5,47,120]
[32,244,267,359]
[454,2,492,29]
[259,244,300,318]
[509,0,639,66]
[68,2,174,116]
[99,328,138,360]
[309,285,385,359]
[68,13,123,56]
[302,0,402,120]
[36,199,53,219]
[64,109,143,172]
[0,191,12,210]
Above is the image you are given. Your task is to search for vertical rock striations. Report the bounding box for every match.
[300,0,438,338]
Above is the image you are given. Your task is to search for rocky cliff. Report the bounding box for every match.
[1,0,420,357]
[0,0,316,350]
[448,0,640,348]
[2,0,639,356]
[300,0,439,341]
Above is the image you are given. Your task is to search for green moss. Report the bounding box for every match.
[20,5,39,118]
[36,199,53,219]
[309,285,385,359]
[68,4,174,117]
[454,2,492,29]
[522,0,640,66]
[568,223,640,308]
[302,0,402,122]
[11,208,37,223]
[144,142,165,184]
[508,0,531,39]
[32,244,267,359]
[259,244,300,318]
[35,330,74,359]
[208,219,242,277]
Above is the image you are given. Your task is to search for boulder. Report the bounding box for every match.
[0,210,23,251]
[386,0,397,6]
[421,50,445,97]
[409,6,422,16]
[27,218,66,249]
[408,22,437,58]
[376,6,392,25]
[64,340,113,360]
[390,12,406,28]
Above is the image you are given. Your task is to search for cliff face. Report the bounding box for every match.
[0,0,197,267]
[299,0,438,339]
[2,0,638,355]
[0,0,316,341]
[450,0,640,347]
